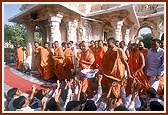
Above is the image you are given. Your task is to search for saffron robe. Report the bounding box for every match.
[15,47,24,70]
[64,48,74,79]
[79,48,95,93]
[126,51,150,96]
[34,46,44,77]
[94,47,107,68]
[53,47,67,80]
[100,47,127,98]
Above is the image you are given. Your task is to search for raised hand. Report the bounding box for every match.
[32,85,37,93]
[55,89,61,102]
[98,74,103,86]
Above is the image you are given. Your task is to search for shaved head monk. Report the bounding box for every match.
[79,41,95,93]
[99,37,132,98]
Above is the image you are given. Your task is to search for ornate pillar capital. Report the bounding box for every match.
[48,12,64,45]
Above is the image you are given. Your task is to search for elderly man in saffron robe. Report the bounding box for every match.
[99,37,132,98]
[79,41,95,93]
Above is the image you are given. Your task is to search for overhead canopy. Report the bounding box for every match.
[9,3,139,28]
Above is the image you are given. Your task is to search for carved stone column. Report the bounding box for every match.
[81,19,92,41]
[110,16,125,41]
[48,12,64,45]
[124,29,130,45]
[115,20,125,41]
[92,21,103,40]
[65,18,78,43]
[122,26,131,45]
[45,24,50,43]
[110,10,129,41]
[158,21,164,39]
[25,24,36,70]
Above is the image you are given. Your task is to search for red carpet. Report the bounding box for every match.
[4,65,46,94]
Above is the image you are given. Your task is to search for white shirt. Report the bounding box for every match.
[120,86,141,111]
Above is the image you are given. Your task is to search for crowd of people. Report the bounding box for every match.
[4,35,164,111]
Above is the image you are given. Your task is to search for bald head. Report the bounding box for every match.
[81,41,89,51]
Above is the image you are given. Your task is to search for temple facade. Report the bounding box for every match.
[9,3,165,69]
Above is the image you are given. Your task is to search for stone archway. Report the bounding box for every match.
[137,20,159,38]
[138,26,152,36]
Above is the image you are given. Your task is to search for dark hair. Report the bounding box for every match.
[120,41,126,45]
[90,40,94,43]
[46,97,58,111]
[98,40,103,44]
[13,96,26,109]
[136,107,146,111]
[61,42,66,46]
[115,40,119,43]
[114,105,129,111]
[7,88,17,98]
[139,96,145,108]
[152,38,161,44]
[67,42,71,45]
[44,42,49,46]
[69,41,74,44]
[80,92,87,104]
[54,41,59,44]
[108,37,116,43]
[147,87,157,98]
[34,42,41,46]
[66,101,82,111]
[83,100,97,111]
[35,89,44,100]
[60,89,68,101]
[150,101,164,111]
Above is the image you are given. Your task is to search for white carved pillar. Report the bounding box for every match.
[48,12,63,45]
[65,18,78,43]
[122,26,126,41]
[45,24,50,43]
[114,20,124,41]
[81,19,92,41]
[111,16,125,41]
[25,24,35,70]
[158,21,164,39]
[124,29,130,45]
[77,21,83,42]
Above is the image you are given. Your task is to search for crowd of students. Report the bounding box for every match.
[4,35,164,111]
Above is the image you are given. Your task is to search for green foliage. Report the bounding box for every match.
[4,24,28,46]
[34,32,42,44]
[141,33,153,49]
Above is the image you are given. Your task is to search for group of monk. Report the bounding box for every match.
[14,36,164,99]
[33,41,75,81]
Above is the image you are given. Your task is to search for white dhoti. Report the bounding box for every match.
[24,56,32,70]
